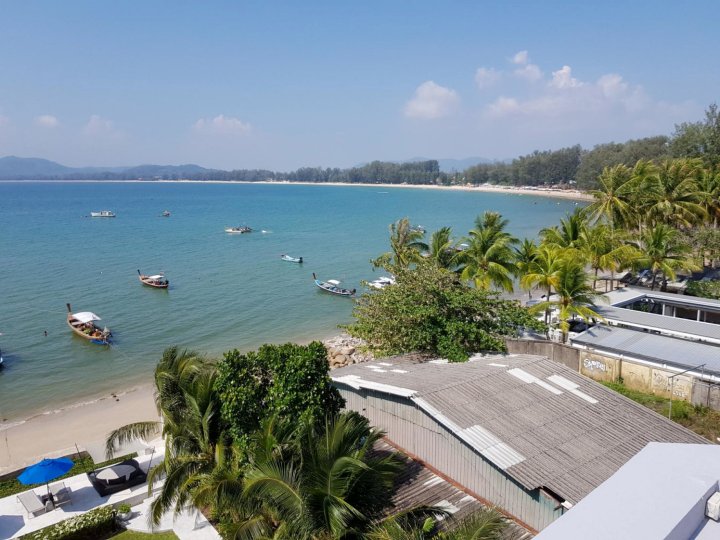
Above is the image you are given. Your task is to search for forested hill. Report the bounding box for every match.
[2,104,718,188]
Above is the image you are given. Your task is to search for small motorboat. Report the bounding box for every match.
[225,226,253,234]
[369,276,395,289]
[90,210,116,218]
[66,304,111,345]
[312,273,355,297]
[281,254,303,264]
[161,210,171,217]
[137,270,169,288]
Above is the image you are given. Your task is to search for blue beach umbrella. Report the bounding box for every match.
[18,458,74,493]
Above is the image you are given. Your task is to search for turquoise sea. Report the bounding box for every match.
[0,182,581,422]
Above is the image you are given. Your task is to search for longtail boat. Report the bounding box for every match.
[137,269,169,289]
[281,254,303,263]
[312,273,355,297]
[66,304,111,345]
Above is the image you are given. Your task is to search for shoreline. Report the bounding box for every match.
[0,179,593,201]
[0,384,158,474]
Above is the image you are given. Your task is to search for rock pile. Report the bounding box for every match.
[323,333,374,369]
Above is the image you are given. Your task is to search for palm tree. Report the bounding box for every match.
[697,166,720,228]
[644,159,707,228]
[580,224,637,291]
[513,239,537,299]
[427,226,460,271]
[106,347,233,525]
[630,224,700,290]
[459,212,518,292]
[585,164,634,229]
[530,258,605,343]
[520,245,564,324]
[365,508,506,540]
[539,208,588,254]
[229,412,402,539]
[373,218,428,270]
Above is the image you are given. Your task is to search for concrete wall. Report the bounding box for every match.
[507,339,720,410]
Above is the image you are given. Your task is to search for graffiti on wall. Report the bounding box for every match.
[583,358,608,372]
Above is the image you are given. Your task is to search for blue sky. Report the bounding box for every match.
[0,1,718,169]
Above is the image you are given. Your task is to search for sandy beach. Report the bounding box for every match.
[1,179,593,201]
[0,385,158,475]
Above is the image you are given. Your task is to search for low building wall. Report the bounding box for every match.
[507,339,720,411]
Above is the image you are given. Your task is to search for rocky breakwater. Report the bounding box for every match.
[323,334,374,369]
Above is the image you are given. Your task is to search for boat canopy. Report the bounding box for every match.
[326,279,341,285]
[147,275,165,280]
[73,312,101,323]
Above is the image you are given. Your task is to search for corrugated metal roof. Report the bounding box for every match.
[332,354,708,505]
[570,325,720,376]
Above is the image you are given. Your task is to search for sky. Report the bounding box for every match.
[0,1,719,170]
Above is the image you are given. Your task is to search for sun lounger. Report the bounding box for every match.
[50,482,72,507]
[17,490,46,518]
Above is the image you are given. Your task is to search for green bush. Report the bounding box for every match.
[686,279,720,300]
[21,505,117,540]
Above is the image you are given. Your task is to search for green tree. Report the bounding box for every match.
[671,103,720,166]
[630,224,700,290]
[458,212,518,292]
[539,208,588,253]
[520,245,564,324]
[585,164,634,229]
[529,259,605,343]
[345,261,543,362]
[215,342,344,448]
[644,159,707,228]
[373,218,428,270]
[513,239,538,299]
[224,412,402,540]
[106,347,234,525]
[427,226,460,271]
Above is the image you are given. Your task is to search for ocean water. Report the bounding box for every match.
[0,182,581,421]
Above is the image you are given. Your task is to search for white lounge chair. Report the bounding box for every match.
[50,482,72,507]
[17,490,46,518]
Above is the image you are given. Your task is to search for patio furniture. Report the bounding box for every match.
[17,490,46,518]
[50,482,72,507]
[87,459,147,497]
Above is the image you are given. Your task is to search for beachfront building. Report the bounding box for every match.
[536,442,720,539]
[331,353,707,533]
[569,287,720,409]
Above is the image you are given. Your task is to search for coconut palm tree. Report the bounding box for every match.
[513,239,538,299]
[529,259,605,343]
[539,208,588,254]
[459,212,518,292]
[644,159,707,228]
[520,245,564,324]
[427,226,460,271]
[373,218,428,270]
[228,412,402,540]
[697,166,720,228]
[580,224,637,291]
[630,224,700,290]
[106,347,234,525]
[585,164,634,230]
[365,507,506,540]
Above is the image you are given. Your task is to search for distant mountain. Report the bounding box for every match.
[406,157,494,173]
[0,156,75,177]
[0,156,213,179]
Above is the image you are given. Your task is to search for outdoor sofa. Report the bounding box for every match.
[87,458,147,497]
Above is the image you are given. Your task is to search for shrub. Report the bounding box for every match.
[118,503,131,514]
[21,505,117,539]
[686,279,720,300]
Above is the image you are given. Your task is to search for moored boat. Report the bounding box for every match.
[90,210,116,218]
[369,276,395,289]
[66,304,111,345]
[137,269,169,288]
[161,210,171,217]
[225,226,253,234]
[281,254,303,263]
[312,273,355,297]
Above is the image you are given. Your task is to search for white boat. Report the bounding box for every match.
[281,254,303,264]
[90,210,116,218]
[225,226,253,234]
[369,276,395,289]
[161,210,171,217]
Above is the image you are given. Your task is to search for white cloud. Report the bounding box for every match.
[475,67,500,89]
[404,81,459,119]
[35,114,59,128]
[550,65,582,89]
[194,114,252,135]
[487,96,521,116]
[84,114,115,135]
[514,63,543,81]
[512,50,529,65]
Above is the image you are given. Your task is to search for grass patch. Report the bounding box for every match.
[0,453,137,499]
[111,531,179,539]
[602,381,720,441]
